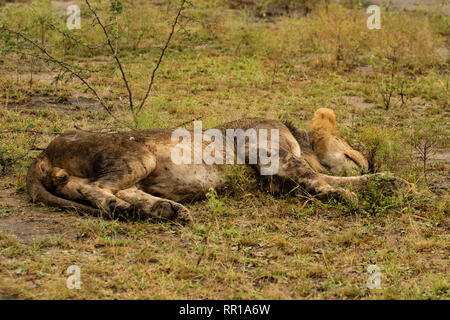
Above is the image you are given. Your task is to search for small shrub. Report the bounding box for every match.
[408,118,447,179]
[223,164,256,196]
[206,187,229,216]
[358,126,408,173]
[358,174,406,216]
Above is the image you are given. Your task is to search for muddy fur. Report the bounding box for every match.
[27,109,410,223]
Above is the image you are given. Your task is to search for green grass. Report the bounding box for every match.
[0,0,448,299]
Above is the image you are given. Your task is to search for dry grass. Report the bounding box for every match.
[0,0,448,299]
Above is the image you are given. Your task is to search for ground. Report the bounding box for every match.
[0,0,448,299]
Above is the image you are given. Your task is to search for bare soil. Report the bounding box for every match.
[0,178,79,245]
[6,95,102,116]
[364,0,450,14]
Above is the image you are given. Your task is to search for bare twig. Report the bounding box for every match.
[0,129,61,135]
[171,115,203,129]
[85,0,134,114]
[0,26,128,127]
[136,0,187,115]
[1,1,189,129]
[414,138,437,176]
[45,18,112,51]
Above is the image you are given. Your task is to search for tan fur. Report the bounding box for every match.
[27,109,409,223]
[27,154,101,216]
[308,108,369,175]
[302,153,325,173]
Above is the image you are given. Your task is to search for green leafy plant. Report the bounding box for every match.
[206,187,229,217]
[358,174,404,216]
[224,164,256,196]
[0,0,188,128]
[370,48,410,110]
[359,126,407,173]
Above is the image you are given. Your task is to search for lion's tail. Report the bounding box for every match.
[26,152,100,216]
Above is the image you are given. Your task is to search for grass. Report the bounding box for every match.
[0,0,448,299]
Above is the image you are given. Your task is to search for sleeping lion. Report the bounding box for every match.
[26,108,410,223]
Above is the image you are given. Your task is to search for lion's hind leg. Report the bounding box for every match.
[52,172,131,218]
[115,187,192,223]
[60,148,158,218]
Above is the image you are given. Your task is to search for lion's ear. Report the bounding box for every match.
[323,109,337,130]
[38,161,48,174]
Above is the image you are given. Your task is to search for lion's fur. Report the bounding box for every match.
[26,109,405,223]
[308,108,368,175]
[281,120,325,173]
[27,153,101,216]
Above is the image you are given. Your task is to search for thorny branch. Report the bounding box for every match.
[0,26,128,126]
[85,0,134,114]
[0,0,189,128]
[136,0,187,114]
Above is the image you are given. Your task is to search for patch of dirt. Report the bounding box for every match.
[410,149,450,197]
[437,47,450,60]
[6,95,102,116]
[363,0,450,14]
[0,180,79,245]
[355,65,376,76]
[428,172,450,198]
[429,149,450,165]
[343,96,375,110]
[428,150,450,196]
[410,97,432,112]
